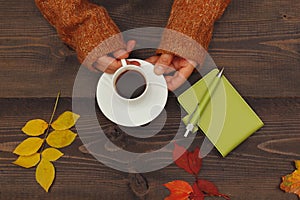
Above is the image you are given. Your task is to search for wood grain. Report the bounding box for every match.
[0,97,299,199]
[0,0,299,198]
[0,0,299,98]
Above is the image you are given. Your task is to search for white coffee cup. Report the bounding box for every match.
[112,59,149,101]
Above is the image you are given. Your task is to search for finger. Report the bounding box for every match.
[95,55,122,73]
[162,66,176,74]
[112,40,136,60]
[154,53,174,75]
[126,40,136,53]
[165,73,186,91]
[186,58,197,68]
[88,63,102,73]
[145,56,159,65]
[146,55,174,74]
[179,58,197,69]
[113,49,129,59]
[165,64,194,91]
[92,62,115,74]
[172,57,197,71]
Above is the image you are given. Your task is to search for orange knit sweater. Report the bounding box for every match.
[35,0,230,67]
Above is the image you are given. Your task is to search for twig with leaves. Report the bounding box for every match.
[164,143,230,200]
[12,92,80,192]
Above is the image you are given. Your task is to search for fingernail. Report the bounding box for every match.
[154,66,164,75]
[128,41,135,50]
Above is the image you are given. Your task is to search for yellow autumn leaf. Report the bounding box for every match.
[42,148,64,161]
[13,137,44,156]
[46,130,77,148]
[36,158,55,192]
[51,111,80,130]
[22,119,48,136]
[13,153,41,168]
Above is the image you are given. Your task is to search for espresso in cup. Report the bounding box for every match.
[112,59,148,101]
[115,70,146,99]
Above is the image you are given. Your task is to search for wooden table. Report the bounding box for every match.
[0,0,299,199]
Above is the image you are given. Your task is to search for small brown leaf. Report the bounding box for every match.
[36,158,55,192]
[42,148,64,161]
[46,130,77,148]
[280,160,300,198]
[13,137,44,156]
[22,119,48,136]
[51,111,80,130]
[13,153,41,168]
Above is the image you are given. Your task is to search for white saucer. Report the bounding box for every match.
[96,59,168,127]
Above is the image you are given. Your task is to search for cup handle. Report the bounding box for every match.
[121,59,127,67]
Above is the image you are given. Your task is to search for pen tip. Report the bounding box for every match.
[217,68,224,78]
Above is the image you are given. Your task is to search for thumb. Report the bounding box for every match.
[126,40,136,53]
[154,53,173,75]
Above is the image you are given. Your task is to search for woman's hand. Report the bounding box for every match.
[146,53,197,91]
[91,40,136,73]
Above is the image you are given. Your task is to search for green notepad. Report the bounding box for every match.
[178,69,264,157]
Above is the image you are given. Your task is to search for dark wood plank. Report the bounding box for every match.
[0,0,299,98]
[0,97,299,199]
[210,0,300,98]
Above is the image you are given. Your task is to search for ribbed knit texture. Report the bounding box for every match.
[35,0,126,67]
[156,0,231,64]
[35,0,230,66]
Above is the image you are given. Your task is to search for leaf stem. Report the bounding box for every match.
[40,92,61,152]
[48,91,61,126]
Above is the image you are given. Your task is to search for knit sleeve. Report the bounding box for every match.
[157,0,231,64]
[35,0,126,67]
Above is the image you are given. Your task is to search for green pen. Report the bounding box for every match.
[184,68,224,137]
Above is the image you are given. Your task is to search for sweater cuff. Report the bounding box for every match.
[35,0,126,67]
[73,4,126,67]
[157,0,230,63]
[156,28,212,65]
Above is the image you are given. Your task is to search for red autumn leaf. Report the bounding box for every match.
[173,143,202,175]
[191,182,205,200]
[167,144,230,200]
[196,179,230,200]
[188,147,202,175]
[173,143,193,174]
[164,180,193,200]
